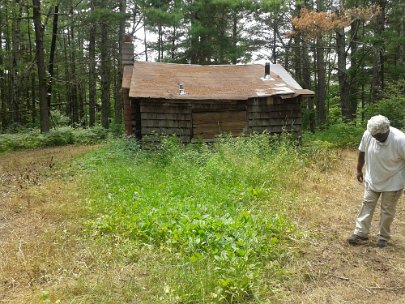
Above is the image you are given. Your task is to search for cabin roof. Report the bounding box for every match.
[123,62,314,100]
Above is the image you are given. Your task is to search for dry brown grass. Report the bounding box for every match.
[0,147,404,303]
[0,146,100,303]
[280,149,405,304]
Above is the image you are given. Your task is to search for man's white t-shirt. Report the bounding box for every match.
[359,126,405,192]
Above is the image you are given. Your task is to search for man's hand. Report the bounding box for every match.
[357,171,363,183]
[357,151,365,183]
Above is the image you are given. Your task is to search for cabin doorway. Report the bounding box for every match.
[192,108,247,140]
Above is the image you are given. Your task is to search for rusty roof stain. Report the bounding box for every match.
[123,62,314,100]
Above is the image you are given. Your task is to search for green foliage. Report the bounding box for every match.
[50,110,70,128]
[72,126,109,144]
[0,130,43,152]
[363,80,405,130]
[78,134,303,302]
[108,123,124,138]
[0,127,108,152]
[42,127,75,147]
[302,121,364,149]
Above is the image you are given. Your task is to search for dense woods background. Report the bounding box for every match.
[0,0,404,134]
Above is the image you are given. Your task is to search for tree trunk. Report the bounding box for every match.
[349,19,360,116]
[115,0,126,126]
[371,0,386,102]
[315,0,326,125]
[26,3,36,126]
[11,1,23,125]
[68,7,79,125]
[88,0,97,127]
[100,21,110,129]
[398,2,404,73]
[47,3,59,109]
[32,0,49,132]
[336,27,353,121]
[143,15,148,61]
[0,7,6,130]
[315,37,326,125]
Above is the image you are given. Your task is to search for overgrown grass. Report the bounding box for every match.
[0,126,108,152]
[74,134,307,303]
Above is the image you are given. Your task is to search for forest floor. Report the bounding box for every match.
[0,146,404,303]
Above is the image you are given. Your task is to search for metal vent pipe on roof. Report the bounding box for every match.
[179,82,186,95]
[264,62,271,79]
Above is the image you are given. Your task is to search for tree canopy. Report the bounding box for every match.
[0,0,404,133]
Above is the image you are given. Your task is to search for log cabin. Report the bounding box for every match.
[122,42,314,143]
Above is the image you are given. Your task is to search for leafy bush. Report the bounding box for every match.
[0,130,43,152]
[363,80,405,130]
[302,121,364,149]
[0,126,108,152]
[73,126,108,145]
[79,134,304,302]
[42,127,75,147]
[363,97,405,130]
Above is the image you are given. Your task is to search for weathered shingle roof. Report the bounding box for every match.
[123,62,314,100]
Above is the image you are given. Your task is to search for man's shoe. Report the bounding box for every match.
[347,234,369,245]
[376,239,387,248]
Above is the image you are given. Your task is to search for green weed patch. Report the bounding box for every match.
[77,135,304,302]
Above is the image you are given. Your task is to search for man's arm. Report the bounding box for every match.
[357,151,365,183]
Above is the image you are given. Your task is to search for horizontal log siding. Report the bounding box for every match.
[140,100,192,142]
[247,97,302,136]
[132,97,303,142]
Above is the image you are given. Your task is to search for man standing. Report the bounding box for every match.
[347,115,405,248]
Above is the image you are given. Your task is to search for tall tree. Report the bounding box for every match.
[115,0,126,125]
[88,0,97,127]
[99,5,111,129]
[315,0,327,125]
[46,2,59,110]
[11,1,23,125]
[32,0,49,132]
[0,3,6,129]
[370,0,386,102]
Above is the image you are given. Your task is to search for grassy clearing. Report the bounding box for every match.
[63,134,311,303]
[2,136,404,303]
[0,135,341,303]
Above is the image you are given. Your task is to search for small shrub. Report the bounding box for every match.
[0,130,42,152]
[73,126,108,145]
[42,127,75,147]
[109,123,124,138]
[0,126,108,152]
[302,122,364,148]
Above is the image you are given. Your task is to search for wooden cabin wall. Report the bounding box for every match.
[128,97,303,142]
[139,100,192,143]
[247,97,302,137]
